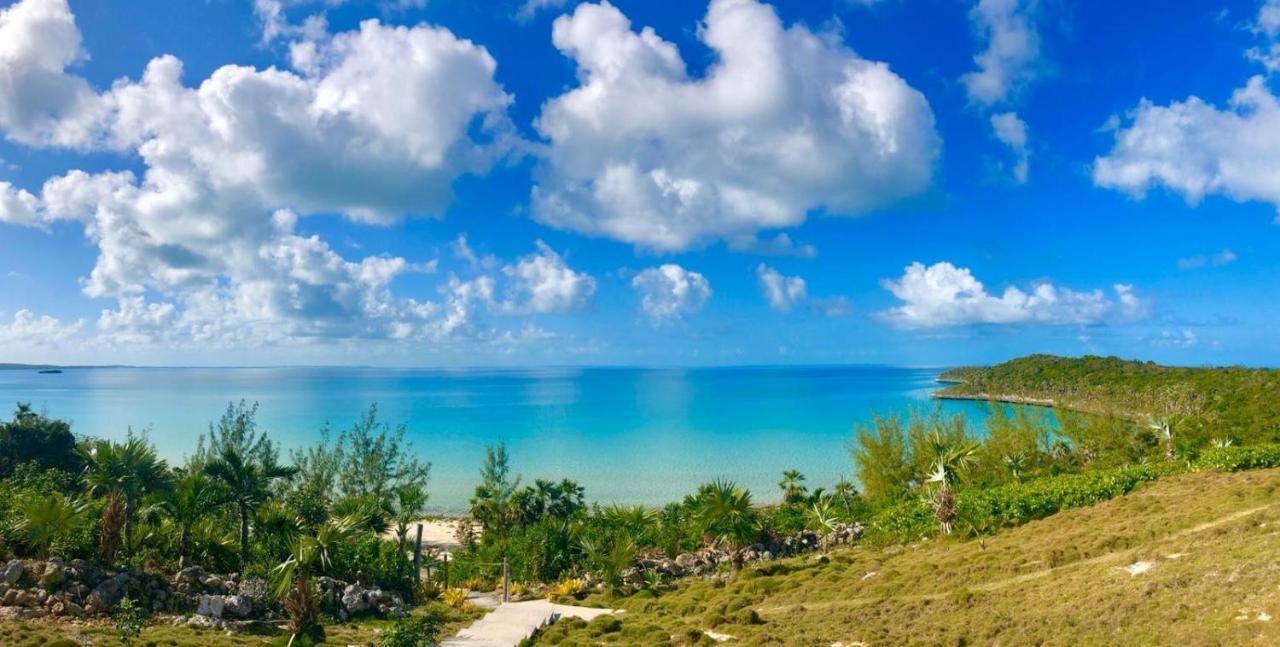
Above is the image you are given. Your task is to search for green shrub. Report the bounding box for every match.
[866,498,935,543]
[956,464,1170,529]
[1194,444,1280,471]
[379,610,445,647]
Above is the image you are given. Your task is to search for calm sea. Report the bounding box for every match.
[0,366,1019,512]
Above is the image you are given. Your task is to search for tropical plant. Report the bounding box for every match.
[694,479,758,567]
[923,432,979,535]
[778,469,808,504]
[470,442,520,536]
[204,444,298,568]
[392,483,429,550]
[15,492,85,558]
[80,434,172,561]
[442,587,472,610]
[379,610,444,647]
[546,578,586,600]
[581,534,637,596]
[153,467,225,567]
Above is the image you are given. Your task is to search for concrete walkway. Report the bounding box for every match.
[440,600,619,646]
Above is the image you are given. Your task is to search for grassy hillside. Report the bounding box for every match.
[936,354,1280,441]
[536,467,1280,645]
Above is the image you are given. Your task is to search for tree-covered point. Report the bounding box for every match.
[936,354,1280,443]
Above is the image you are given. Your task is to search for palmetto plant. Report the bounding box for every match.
[778,469,808,504]
[80,435,172,562]
[695,479,758,566]
[832,476,859,520]
[205,445,298,568]
[580,534,637,596]
[16,492,85,558]
[924,432,979,535]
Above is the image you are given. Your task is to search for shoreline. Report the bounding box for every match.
[930,392,1057,408]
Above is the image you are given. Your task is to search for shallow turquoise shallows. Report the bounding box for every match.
[0,366,1037,512]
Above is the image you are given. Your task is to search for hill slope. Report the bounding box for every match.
[538,467,1280,645]
[935,354,1280,440]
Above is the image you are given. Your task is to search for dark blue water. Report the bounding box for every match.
[0,366,1011,512]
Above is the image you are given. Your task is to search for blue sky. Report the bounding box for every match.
[0,0,1277,367]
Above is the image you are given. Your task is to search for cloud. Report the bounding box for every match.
[879,261,1148,329]
[516,0,568,22]
[1151,329,1198,348]
[0,181,40,226]
[531,0,939,252]
[0,309,84,348]
[0,0,101,147]
[500,241,597,314]
[1177,249,1238,270]
[1093,77,1280,213]
[756,264,807,311]
[961,0,1040,106]
[0,0,537,349]
[632,264,711,321]
[990,111,1029,183]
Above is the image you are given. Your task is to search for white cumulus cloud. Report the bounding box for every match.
[632,264,711,321]
[961,0,1040,106]
[756,264,807,312]
[531,0,939,252]
[501,241,597,314]
[990,111,1029,183]
[879,261,1148,329]
[1093,77,1280,214]
[0,309,84,348]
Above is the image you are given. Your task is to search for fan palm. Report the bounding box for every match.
[778,469,808,504]
[16,492,85,558]
[695,479,758,567]
[80,435,172,561]
[205,445,298,568]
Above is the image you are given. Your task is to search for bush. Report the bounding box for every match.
[956,464,1169,530]
[331,536,415,594]
[442,588,472,611]
[379,610,444,647]
[865,499,935,544]
[1194,444,1280,471]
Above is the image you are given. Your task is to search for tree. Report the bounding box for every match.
[832,476,860,520]
[777,469,808,504]
[851,416,913,504]
[470,442,520,537]
[205,445,298,568]
[923,431,978,535]
[155,466,226,567]
[694,479,758,568]
[392,484,429,550]
[0,403,80,477]
[337,405,431,506]
[80,434,172,561]
[272,515,362,647]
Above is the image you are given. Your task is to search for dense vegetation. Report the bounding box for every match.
[3,353,1279,644]
[0,402,446,645]
[937,354,1280,444]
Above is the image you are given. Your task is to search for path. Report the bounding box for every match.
[440,600,618,647]
[757,502,1275,616]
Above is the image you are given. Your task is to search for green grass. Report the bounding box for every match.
[535,468,1280,645]
[0,602,483,647]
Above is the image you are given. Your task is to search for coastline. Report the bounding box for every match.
[930,391,1057,408]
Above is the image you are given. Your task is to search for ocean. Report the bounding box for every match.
[0,365,1025,512]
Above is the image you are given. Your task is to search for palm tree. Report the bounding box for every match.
[272,515,362,647]
[777,469,808,504]
[695,479,758,569]
[924,432,978,535]
[154,468,226,567]
[833,476,859,520]
[17,493,85,558]
[205,445,298,568]
[80,435,172,561]
[1149,419,1176,461]
[392,483,429,550]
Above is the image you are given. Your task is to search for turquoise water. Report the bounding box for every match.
[0,366,1014,512]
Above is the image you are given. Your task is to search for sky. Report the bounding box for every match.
[0,0,1278,368]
